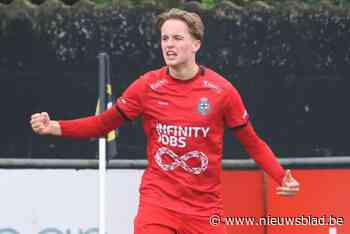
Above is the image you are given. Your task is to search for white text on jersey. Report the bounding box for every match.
[156,123,210,148]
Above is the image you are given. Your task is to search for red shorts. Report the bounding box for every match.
[134,202,226,234]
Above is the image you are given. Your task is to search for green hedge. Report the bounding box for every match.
[1,0,350,8]
[90,0,350,9]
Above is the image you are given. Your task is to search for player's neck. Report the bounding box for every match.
[168,62,199,81]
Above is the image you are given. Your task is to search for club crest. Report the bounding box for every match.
[197,97,211,116]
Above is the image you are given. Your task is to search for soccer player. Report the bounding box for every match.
[31,8,300,234]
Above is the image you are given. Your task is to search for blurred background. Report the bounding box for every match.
[1,0,350,160]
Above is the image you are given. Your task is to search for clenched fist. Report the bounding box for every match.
[30,112,61,136]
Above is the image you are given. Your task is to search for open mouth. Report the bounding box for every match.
[166,51,177,59]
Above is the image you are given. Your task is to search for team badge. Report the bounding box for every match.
[197,97,211,116]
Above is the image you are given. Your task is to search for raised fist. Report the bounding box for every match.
[30,112,52,135]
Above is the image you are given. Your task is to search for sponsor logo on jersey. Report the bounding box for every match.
[155,123,210,174]
[157,101,169,106]
[202,80,222,93]
[197,97,211,116]
[150,79,168,91]
[156,123,210,148]
[155,147,208,175]
[121,98,126,103]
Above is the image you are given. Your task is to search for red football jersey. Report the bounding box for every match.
[116,66,249,216]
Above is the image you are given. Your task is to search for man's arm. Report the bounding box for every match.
[30,105,125,139]
[233,121,300,196]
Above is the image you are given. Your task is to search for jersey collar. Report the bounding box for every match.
[165,65,205,83]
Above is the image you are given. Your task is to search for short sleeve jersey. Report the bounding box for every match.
[116,66,249,216]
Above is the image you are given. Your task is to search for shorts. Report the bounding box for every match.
[134,202,226,234]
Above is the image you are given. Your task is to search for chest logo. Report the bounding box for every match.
[155,147,208,175]
[197,97,211,116]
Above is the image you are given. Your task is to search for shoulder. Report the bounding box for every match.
[138,67,165,82]
[133,67,170,92]
[202,66,238,93]
[127,67,165,91]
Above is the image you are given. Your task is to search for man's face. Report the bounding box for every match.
[160,19,201,68]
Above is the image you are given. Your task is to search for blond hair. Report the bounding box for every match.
[156,8,204,41]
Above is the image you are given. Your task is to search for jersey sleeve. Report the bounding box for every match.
[223,84,249,128]
[116,76,146,121]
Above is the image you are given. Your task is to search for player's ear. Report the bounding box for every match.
[192,39,201,53]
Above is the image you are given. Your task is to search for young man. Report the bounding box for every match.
[31,8,299,234]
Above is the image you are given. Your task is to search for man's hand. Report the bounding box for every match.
[30,112,52,135]
[30,112,61,136]
[277,169,300,196]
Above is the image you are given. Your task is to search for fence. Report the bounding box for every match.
[1,156,350,169]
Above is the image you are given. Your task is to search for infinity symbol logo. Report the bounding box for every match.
[155,147,208,175]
